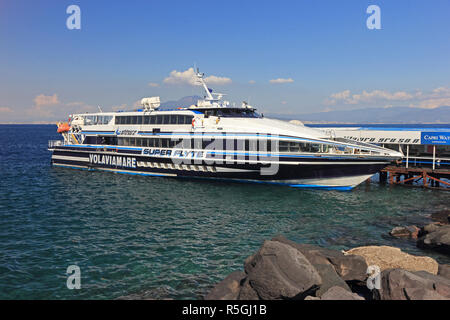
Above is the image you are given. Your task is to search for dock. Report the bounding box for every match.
[380,165,450,191]
[307,124,450,190]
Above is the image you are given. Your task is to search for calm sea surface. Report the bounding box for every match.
[0,124,449,299]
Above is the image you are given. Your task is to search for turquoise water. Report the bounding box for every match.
[0,125,449,299]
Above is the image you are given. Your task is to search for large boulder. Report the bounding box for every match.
[389,225,420,239]
[344,246,438,274]
[272,235,367,282]
[403,287,447,300]
[438,264,450,280]
[244,240,322,300]
[320,286,365,300]
[379,269,450,300]
[422,223,441,234]
[417,224,450,254]
[430,210,450,224]
[312,263,352,297]
[237,278,260,300]
[205,271,246,300]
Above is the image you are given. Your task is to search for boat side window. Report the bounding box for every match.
[259,139,271,152]
[182,137,192,149]
[310,144,321,153]
[249,140,258,152]
[244,140,250,151]
[279,141,289,152]
[156,115,163,125]
[163,115,170,124]
[194,138,202,149]
[169,138,178,148]
[185,115,193,124]
[173,138,183,148]
[149,115,156,124]
[289,142,300,153]
[143,115,150,125]
[161,138,168,148]
[84,116,94,125]
[202,138,213,149]
[235,139,244,151]
[170,115,177,125]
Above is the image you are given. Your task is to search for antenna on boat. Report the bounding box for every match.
[97,106,103,113]
[195,68,214,100]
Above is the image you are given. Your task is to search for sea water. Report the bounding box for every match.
[0,124,449,299]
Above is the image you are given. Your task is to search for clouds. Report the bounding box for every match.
[269,78,294,84]
[147,82,160,87]
[157,68,295,87]
[34,94,60,106]
[27,93,95,119]
[0,107,13,113]
[325,87,450,109]
[163,68,232,86]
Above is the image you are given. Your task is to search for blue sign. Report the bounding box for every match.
[421,132,450,145]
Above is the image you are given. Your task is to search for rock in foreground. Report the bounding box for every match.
[417,224,450,255]
[244,240,322,299]
[205,236,450,300]
[344,245,439,274]
[379,269,450,300]
[430,210,450,224]
[204,271,245,300]
[389,225,420,239]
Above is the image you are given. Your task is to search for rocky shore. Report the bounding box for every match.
[205,234,450,300]
[390,209,450,255]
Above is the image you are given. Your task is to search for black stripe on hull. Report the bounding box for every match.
[50,148,389,182]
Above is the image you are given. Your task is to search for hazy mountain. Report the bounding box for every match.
[159,96,201,109]
[158,98,450,124]
[268,106,450,124]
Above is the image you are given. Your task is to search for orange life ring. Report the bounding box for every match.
[57,122,71,133]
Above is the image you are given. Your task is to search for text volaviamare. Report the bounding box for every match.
[89,154,137,168]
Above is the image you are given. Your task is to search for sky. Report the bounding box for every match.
[0,0,449,123]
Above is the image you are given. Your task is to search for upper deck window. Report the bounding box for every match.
[115,114,193,125]
[203,108,261,118]
[84,115,113,125]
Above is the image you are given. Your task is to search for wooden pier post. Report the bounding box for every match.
[380,171,387,184]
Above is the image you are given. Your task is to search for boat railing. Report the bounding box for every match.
[48,140,67,148]
[402,155,450,169]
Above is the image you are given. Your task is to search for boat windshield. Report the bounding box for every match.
[202,108,261,118]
